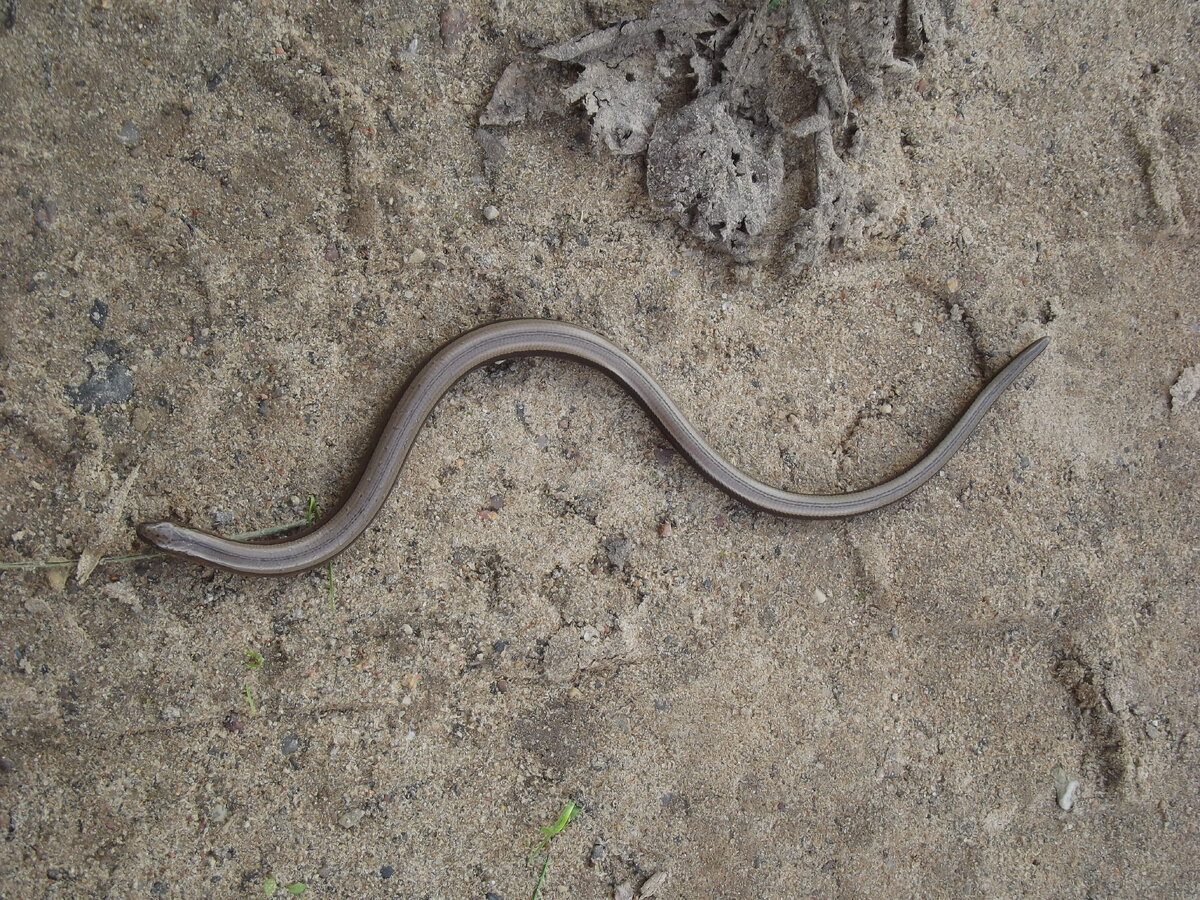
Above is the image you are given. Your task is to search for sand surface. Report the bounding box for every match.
[1,1,1198,897]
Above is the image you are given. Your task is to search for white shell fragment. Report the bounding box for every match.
[1052,765,1080,811]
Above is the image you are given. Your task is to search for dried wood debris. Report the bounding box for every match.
[480,0,954,270]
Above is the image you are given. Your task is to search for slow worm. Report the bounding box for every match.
[138,319,1048,575]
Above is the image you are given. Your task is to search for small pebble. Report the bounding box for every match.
[34,199,57,230]
[117,119,142,147]
[482,204,499,221]
[814,587,829,604]
[339,808,366,829]
[640,872,669,898]
[67,362,134,411]
[946,277,961,294]
[380,865,395,879]
[604,535,633,569]
[280,733,300,756]
[406,248,427,265]
[1170,365,1200,411]
[657,523,673,538]
[912,321,924,336]
[439,6,469,48]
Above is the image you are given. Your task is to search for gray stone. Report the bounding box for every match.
[67,362,133,411]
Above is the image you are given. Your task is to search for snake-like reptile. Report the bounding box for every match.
[138,319,1048,575]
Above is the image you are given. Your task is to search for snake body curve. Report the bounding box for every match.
[138,320,1048,575]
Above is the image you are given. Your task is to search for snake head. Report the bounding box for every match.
[136,521,189,553]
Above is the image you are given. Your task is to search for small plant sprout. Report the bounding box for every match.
[242,681,257,715]
[306,494,337,611]
[243,647,264,713]
[527,800,580,900]
[263,875,307,896]
[326,560,335,611]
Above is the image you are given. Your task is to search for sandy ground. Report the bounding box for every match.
[1,1,1198,897]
